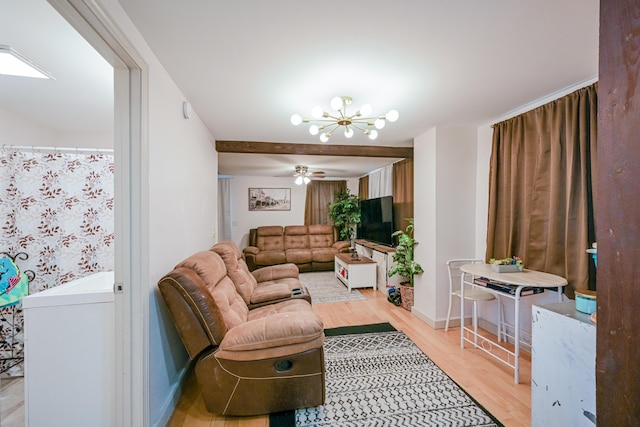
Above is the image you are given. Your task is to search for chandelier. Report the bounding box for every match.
[290,96,398,142]
[294,165,311,185]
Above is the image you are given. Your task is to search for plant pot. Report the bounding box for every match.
[490,264,522,273]
[399,285,414,311]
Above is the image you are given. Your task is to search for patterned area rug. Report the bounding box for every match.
[300,271,366,304]
[271,323,502,427]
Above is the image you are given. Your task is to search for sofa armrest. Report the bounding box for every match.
[243,246,260,271]
[252,263,300,282]
[243,246,260,255]
[332,241,351,253]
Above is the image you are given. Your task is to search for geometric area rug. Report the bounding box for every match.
[299,271,367,305]
[270,323,503,426]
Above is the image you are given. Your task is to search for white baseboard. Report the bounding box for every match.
[411,306,437,328]
[410,307,502,337]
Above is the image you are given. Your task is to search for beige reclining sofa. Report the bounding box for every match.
[157,247,325,416]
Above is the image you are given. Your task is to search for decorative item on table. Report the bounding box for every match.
[575,290,597,314]
[489,256,524,273]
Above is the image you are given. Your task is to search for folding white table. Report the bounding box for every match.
[459,263,567,384]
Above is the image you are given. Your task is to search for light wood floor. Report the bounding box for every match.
[167,288,532,427]
[1,376,24,427]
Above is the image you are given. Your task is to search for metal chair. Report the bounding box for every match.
[446,259,503,342]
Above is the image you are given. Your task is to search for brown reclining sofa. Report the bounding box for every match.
[157,242,325,416]
[243,224,350,272]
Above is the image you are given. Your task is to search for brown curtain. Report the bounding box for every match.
[486,83,597,297]
[304,180,347,225]
[358,175,369,199]
[392,159,414,233]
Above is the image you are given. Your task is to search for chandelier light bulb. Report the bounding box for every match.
[330,96,344,111]
[374,118,386,129]
[360,104,372,116]
[311,106,324,119]
[320,133,329,143]
[368,129,378,140]
[290,114,302,126]
[309,125,319,135]
[295,176,303,185]
[386,109,399,122]
[344,127,354,138]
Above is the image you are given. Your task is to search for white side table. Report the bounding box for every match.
[334,253,376,292]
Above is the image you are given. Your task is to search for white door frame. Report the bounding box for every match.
[48,1,149,425]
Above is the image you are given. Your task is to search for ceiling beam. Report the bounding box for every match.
[216,141,413,158]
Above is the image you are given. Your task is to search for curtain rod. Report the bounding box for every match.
[2,145,114,154]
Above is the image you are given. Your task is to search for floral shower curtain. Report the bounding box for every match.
[0,149,114,375]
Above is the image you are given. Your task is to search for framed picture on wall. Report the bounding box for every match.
[249,188,291,211]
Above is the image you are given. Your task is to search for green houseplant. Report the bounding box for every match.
[328,189,361,242]
[388,218,424,310]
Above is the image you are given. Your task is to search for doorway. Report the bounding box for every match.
[45,0,147,425]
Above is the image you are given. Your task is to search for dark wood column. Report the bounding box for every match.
[597,1,640,424]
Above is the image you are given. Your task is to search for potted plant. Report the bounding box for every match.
[489,256,524,272]
[388,218,424,311]
[328,189,361,243]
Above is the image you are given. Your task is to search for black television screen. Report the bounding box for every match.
[357,196,394,246]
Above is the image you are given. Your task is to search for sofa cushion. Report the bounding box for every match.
[210,241,258,304]
[215,300,323,359]
[311,247,336,263]
[251,263,300,282]
[284,225,310,249]
[255,250,286,266]
[285,248,312,264]
[256,226,285,252]
[215,310,324,360]
[249,282,296,304]
[308,224,335,249]
[174,251,249,331]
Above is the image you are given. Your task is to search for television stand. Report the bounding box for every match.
[353,240,401,293]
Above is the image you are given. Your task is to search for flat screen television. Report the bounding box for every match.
[357,195,395,246]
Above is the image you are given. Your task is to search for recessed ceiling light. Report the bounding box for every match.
[0,45,54,79]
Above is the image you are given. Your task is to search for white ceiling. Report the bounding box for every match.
[1,0,599,179]
[0,0,113,133]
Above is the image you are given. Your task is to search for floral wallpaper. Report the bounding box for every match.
[0,149,114,376]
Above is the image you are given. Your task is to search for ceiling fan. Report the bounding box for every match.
[294,165,325,185]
